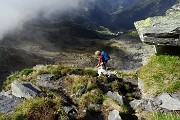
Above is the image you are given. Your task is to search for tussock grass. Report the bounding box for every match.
[0,63,142,119]
[78,89,104,107]
[65,75,97,94]
[2,64,98,90]
[138,55,180,96]
[103,98,128,113]
[0,98,54,119]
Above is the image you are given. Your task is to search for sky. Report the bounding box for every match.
[0,0,81,40]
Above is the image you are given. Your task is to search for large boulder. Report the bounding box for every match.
[134,4,180,46]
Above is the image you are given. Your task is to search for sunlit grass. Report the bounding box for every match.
[0,98,56,120]
[152,112,180,120]
[138,55,180,96]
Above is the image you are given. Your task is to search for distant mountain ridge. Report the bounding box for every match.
[112,0,179,30]
[28,0,178,31]
[68,0,179,30]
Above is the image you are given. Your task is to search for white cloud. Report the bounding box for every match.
[0,0,80,40]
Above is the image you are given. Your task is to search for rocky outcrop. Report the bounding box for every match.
[11,80,41,98]
[130,92,180,113]
[135,78,180,112]
[134,4,180,46]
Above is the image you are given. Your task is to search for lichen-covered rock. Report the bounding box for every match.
[134,4,180,46]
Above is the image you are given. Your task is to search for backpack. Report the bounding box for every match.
[101,51,110,61]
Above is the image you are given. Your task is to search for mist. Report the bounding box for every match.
[0,0,81,40]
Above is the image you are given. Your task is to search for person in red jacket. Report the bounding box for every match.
[95,50,108,69]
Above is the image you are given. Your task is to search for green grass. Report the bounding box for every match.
[65,75,97,94]
[0,98,55,120]
[19,68,33,76]
[0,62,142,119]
[78,89,104,107]
[152,112,180,120]
[138,55,180,96]
[2,71,20,90]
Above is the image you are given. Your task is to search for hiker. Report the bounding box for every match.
[95,50,110,69]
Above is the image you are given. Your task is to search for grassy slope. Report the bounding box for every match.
[138,55,180,96]
[0,54,180,120]
[136,55,180,120]
[0,64,137,120]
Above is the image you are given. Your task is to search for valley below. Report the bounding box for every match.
[0,23,155,89]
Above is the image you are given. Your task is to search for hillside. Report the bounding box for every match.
[0,47,53,88]
[0,1,179,120]
[36,0,178,31]
[112,0,179,30]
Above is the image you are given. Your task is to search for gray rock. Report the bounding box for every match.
[155,93,180,110]
[63,106,77,114]
[134,4,180,46]
[170,92,180,101]
[37,74,54,81]
[144,100,153,112]
[36,79,57,89]
[138,78,148,99]
[107,91,123,105]
[108,109,122,120]
[0,94,22,113]
[11,80,41,98]
[0,90,12,98]
[130,99,143,109]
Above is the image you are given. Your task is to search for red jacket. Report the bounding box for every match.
[98,55,107,64]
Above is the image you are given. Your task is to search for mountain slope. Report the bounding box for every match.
[112,0,179,30]
[0,47,53,88]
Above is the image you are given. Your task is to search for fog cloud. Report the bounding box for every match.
[0,0,81,40]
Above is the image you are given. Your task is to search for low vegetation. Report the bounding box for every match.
[138,55,180,96]
[1,64,138,119]
[0,54,179,120]
[0,97,66,120]
[152,112,180,120]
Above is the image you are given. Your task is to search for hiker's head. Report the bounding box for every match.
[95,50,101,56]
